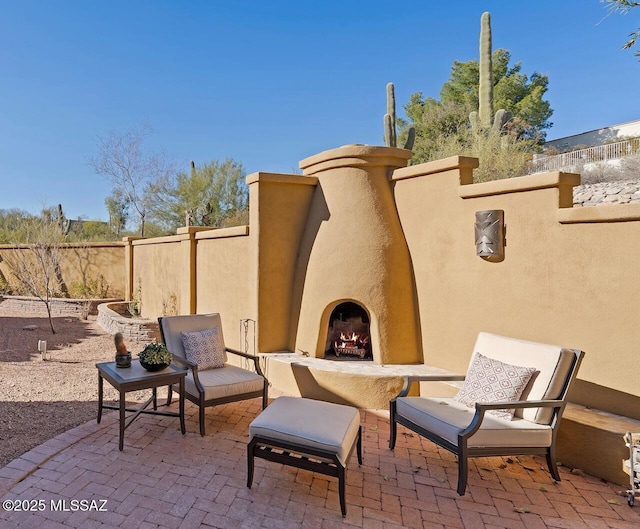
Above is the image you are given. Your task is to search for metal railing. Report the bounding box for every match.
[532,138,640,173]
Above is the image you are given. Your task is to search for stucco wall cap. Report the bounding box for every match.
[176,226,215,235]
[196,225,249,239]
[132,234,184,246]
[392,155,479,181]
[557,203,640,224]
[459,171,581,199]
[299,144,411,175]
[246,172,318,186]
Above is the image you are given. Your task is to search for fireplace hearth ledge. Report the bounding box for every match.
[262,352,459,378]
[260,352,462,409]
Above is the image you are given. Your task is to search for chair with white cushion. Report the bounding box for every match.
[389,332,584,495]
[159,313,268,435]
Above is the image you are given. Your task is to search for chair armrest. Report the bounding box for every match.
[170,353,197,370]
[460,399,565,440]
[395,374,466,398]
[169,353,208,393]
[226,347,256,360]
[226,347,266,378]
[475,399,563,411]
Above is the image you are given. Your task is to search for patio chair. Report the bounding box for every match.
[389,332,584,495]
[159,313,268,435]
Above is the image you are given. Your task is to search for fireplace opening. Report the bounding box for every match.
[324,302,372,361]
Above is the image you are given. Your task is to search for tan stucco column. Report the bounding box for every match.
[122,236,142,301]
[176,226,211,315]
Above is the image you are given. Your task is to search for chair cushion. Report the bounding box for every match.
[181,327,225,369]
[454,352,537,420]
[473,333,577,424]
[185,365,264,401]
[396,396,552,448]
[249,397,360,465]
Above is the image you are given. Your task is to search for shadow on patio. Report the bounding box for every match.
[1,394,639,529]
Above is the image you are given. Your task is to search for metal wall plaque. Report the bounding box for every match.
[474,210,505,262]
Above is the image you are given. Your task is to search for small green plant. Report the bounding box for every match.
[129,277,142,317]
[161,292,178,316]
[138,342,172,365]
[0,273,10,294]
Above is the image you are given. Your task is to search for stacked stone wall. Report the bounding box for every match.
[0,296,120,318]
[96,302,160,343]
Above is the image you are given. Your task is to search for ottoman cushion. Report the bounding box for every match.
[249,397,360,464]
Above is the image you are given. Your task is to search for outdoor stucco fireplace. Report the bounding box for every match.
[290,144,423,365]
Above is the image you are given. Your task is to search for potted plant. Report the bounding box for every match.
[138,342,172,371]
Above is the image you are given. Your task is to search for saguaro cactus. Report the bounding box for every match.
[384,82,415,150]
[470,12,512,133]
[478,11,493,129]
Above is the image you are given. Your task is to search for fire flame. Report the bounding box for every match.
[335,331,369,349]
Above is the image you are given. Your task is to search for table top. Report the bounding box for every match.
[96,359,187,386]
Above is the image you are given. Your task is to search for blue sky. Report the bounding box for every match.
[1,0,638,221]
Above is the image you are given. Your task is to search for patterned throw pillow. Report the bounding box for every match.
[181,327,225,370]
[454,352,537,420]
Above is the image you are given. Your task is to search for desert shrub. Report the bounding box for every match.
[162,292,178,316]
[69,274,111,299]
[427,129,532,182]
[129,278,142,317]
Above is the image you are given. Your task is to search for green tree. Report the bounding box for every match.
[147,158,249,233]
[0,208,33,243]
[604,0,640,56]
[404,49,552,151]
[399,49,553,180]
[105,190,129,238]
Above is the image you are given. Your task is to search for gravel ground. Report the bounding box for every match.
[0,312,152,469]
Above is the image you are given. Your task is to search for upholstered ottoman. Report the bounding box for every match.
[247,396,362,517]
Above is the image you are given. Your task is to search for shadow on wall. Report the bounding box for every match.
[288,185,330,346]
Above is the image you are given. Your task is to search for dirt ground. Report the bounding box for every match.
[0,312,151,469]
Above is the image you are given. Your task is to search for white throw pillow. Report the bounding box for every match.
[181,327,225,370]
[454,352,537,420]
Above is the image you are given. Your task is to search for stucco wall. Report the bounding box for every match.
[392,156,640,419]
[0,242,125,298]
[131,235,183,319]
[195,227,253,351]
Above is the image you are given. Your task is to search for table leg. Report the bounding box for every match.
[152,387,157,411]
[97,373,103,424]
[179,378,186,434]
[119,390,126,451]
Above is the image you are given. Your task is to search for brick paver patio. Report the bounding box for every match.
[1,393,639,528]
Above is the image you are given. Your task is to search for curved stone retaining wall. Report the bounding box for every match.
[96,302,160,344]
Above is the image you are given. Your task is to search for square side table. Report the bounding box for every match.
[96,360,187,450]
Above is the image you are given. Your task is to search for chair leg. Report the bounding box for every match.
[457,453,468,496]
[389,401,397,450]
[356,426,363,465]
[199,406,206,436]
[262,383,268,409]
[247,438,255,488]
[337,463,347,517]
[166,385,173,406]
[546,446,561,482]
